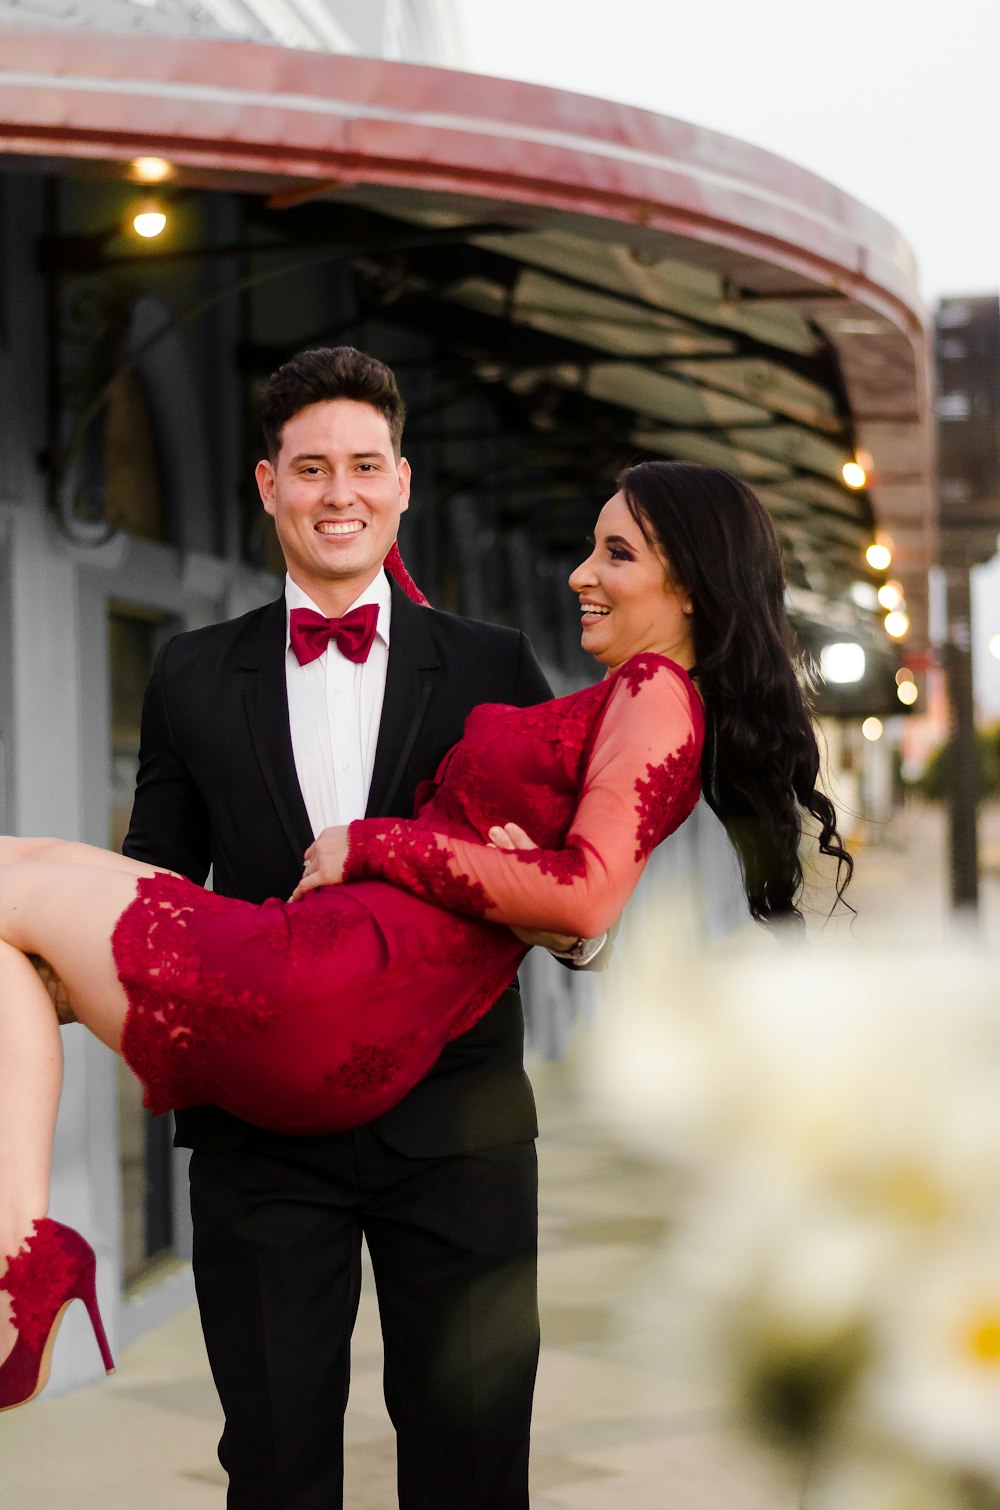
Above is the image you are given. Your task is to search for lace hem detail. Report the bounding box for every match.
[113,874,276,1116]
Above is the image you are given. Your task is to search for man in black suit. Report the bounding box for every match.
[124,347,594,1509]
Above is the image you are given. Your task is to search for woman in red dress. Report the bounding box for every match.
[0,462,850,1410]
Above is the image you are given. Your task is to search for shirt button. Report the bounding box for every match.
[340,762,351,772]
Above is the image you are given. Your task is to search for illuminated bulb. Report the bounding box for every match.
[990,635,1000,661]
[866,542,892,571]
[131,156,172,183]
[842,460,867,488]
[884,610,910,639]
[897,681,918,706]
[132,200,167,238]
[849,581,879,610]
[820,642,866,684]
[895,666,914,685]
[877,581,904,611]
[862,717,883,741]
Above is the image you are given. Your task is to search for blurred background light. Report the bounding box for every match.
[897,681,919,706]
[820,641,867,684]
[842,460,867,488]
[866,542,892,571]
[884,610,910,639]
[850,580,880,610]
[131,156,173,183]
[862,717,884,741]
[877,581,905,611]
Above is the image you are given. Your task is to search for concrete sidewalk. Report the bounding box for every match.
[2,801,995,1508]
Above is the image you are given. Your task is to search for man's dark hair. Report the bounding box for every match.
[258,346,406,461]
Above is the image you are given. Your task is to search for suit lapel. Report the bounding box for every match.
[239,596,313,864]
[367,580,441,818]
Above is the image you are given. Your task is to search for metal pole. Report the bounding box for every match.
[943,557,979,914]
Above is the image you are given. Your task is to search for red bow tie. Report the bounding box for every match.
[289,604,380,667]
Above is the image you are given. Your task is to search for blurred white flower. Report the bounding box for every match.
[584,899,1000,1494]
[864,1241,1000,1478]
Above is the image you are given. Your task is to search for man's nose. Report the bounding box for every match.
[323,470,355,505]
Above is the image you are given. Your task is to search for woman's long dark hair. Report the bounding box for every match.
[621,461,853,926]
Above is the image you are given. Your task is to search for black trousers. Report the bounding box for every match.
[188,1128,539,1510]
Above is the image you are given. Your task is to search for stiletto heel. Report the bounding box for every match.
[0,1218,116,1411]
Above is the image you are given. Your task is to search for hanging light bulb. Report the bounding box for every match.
[877,581,904,611]
[132,198,167,238]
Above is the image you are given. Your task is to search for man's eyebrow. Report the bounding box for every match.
[287,450,389,464]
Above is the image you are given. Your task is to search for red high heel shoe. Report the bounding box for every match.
[0,1218,115,1411]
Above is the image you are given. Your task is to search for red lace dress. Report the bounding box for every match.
[114,653,705,1134]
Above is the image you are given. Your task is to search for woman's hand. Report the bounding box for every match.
[290,826,351,900]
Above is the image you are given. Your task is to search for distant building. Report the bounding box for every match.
[2,0,462,61]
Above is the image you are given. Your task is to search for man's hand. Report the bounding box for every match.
[291,826,351,900]
[487,822,578,952]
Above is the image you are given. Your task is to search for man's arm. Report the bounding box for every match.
[122,640,212,883]
[490,822,612,970]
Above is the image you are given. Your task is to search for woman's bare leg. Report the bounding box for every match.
[0,835,171,880]
[0,941,63,1363]
[0,837,178,1021]
[0,854,168,1363]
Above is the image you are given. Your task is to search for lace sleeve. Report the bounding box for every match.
[344,658,704,938]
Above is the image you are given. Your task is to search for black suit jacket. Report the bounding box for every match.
[123,578,554,1157]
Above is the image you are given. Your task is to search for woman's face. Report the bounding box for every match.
[568,492,695,671]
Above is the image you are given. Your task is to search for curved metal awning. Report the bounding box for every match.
[0,27,932,679]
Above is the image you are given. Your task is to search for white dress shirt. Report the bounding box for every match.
[284,570,392,835]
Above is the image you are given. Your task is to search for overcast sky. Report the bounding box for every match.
[455,0,1000,711]
[455,0,998,304]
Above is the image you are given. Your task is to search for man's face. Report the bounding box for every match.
[256,399,410,609]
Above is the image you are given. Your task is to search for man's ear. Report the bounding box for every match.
[256,458,276,516]
[397,456,411,515]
